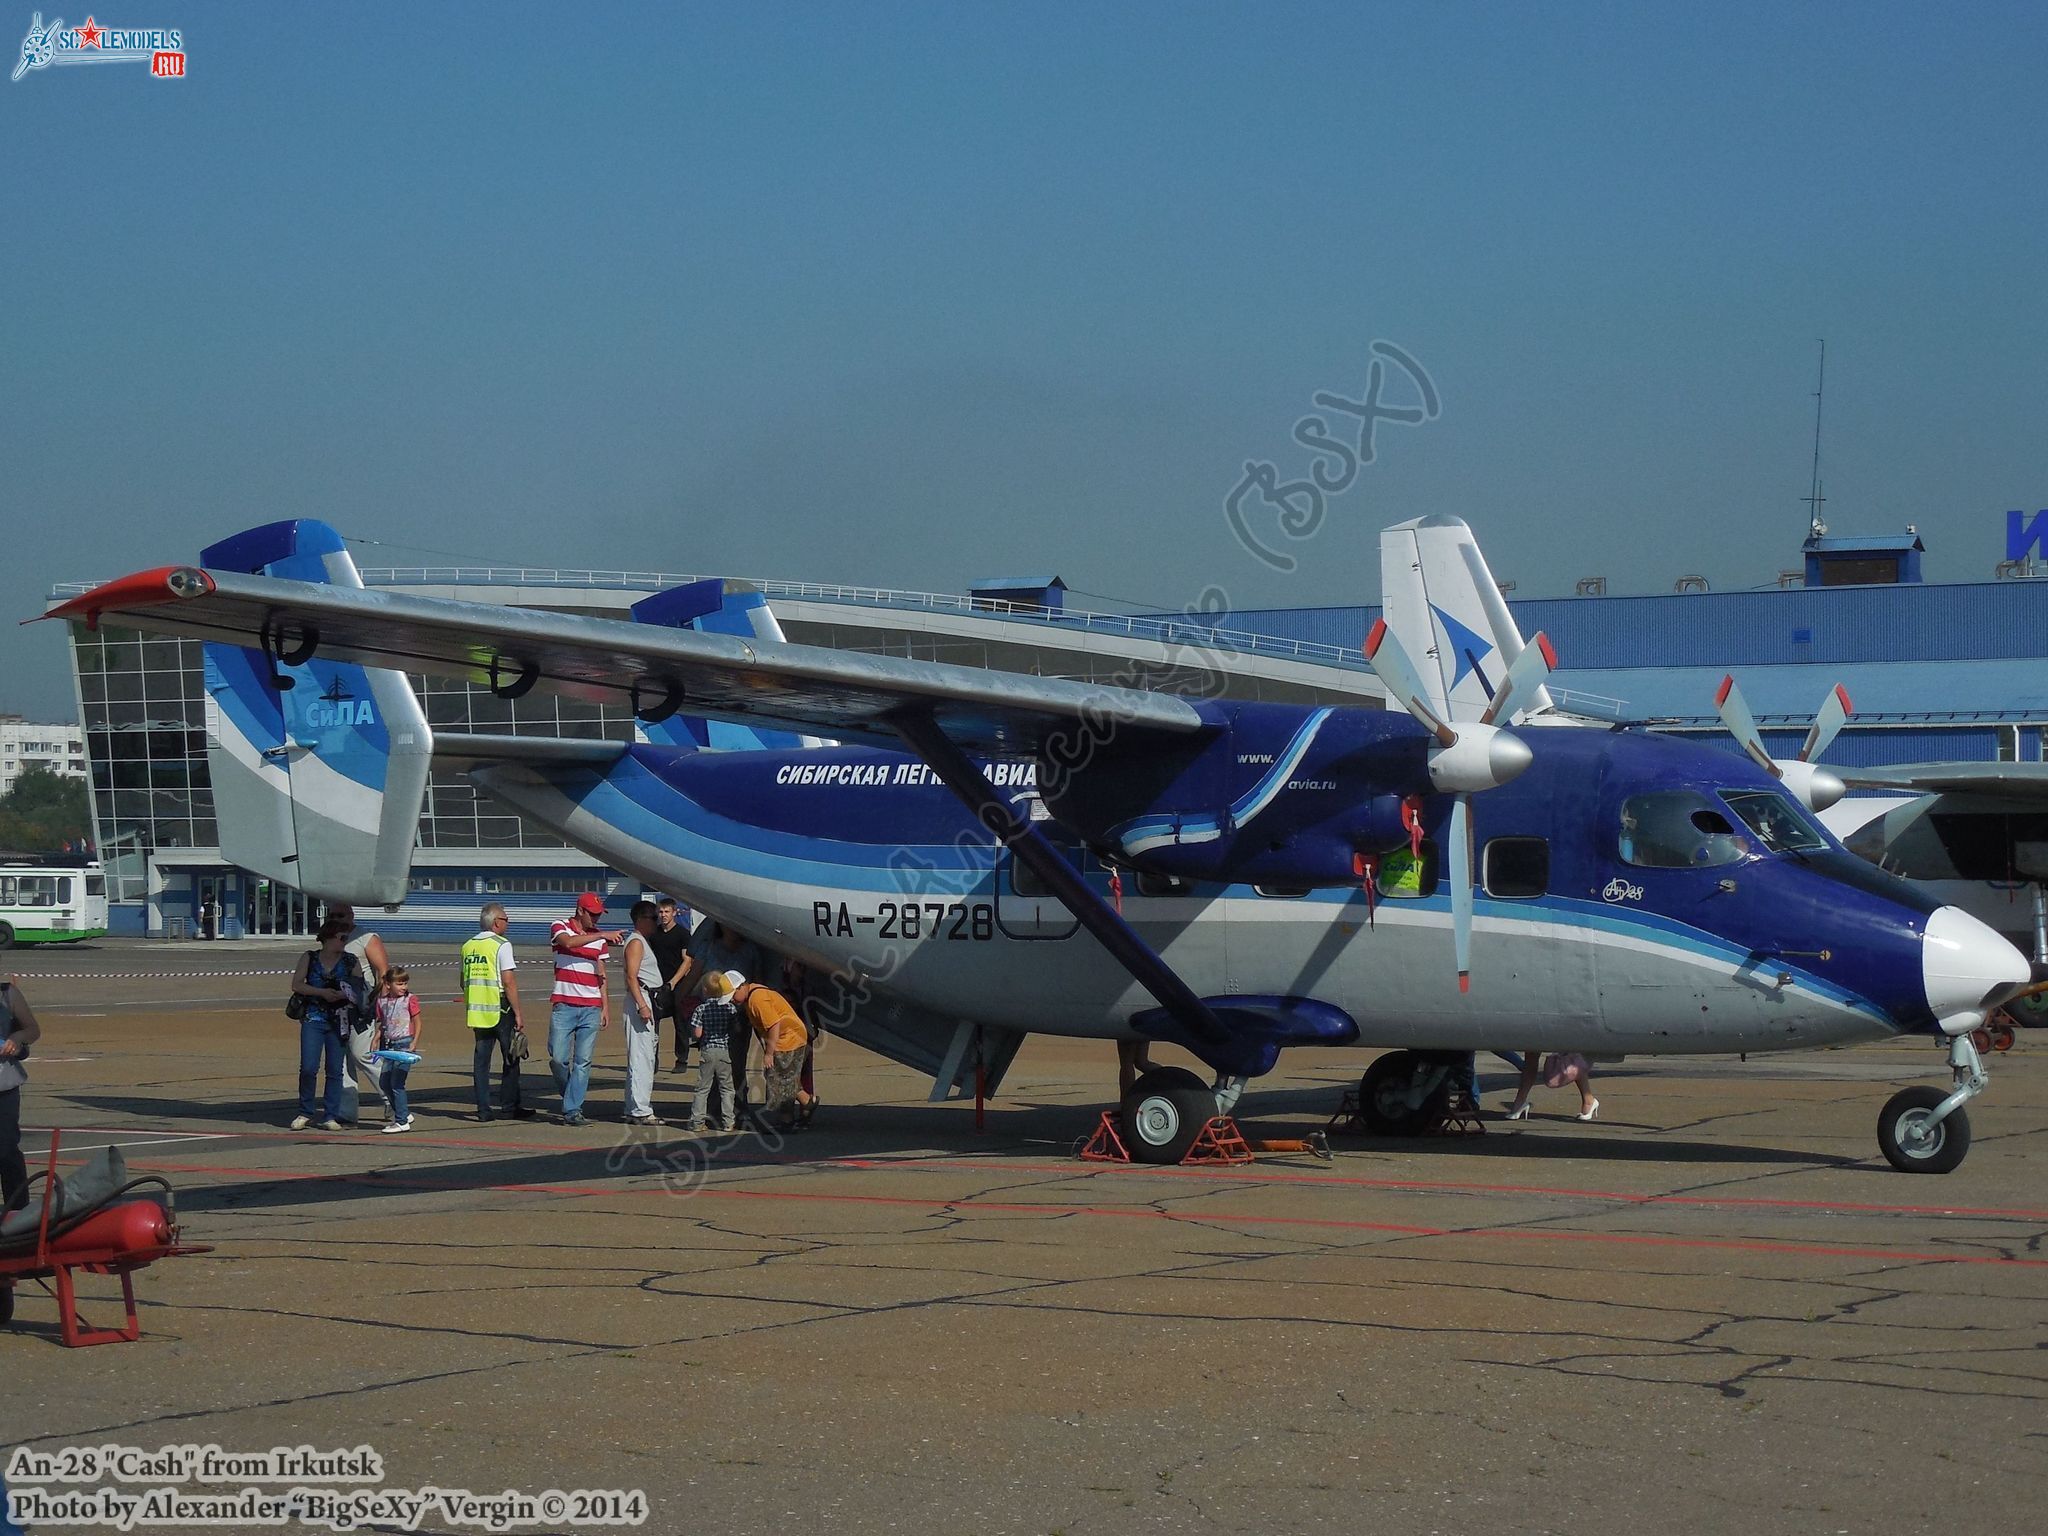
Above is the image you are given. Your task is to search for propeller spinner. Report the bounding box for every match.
[1363,620,1552,992]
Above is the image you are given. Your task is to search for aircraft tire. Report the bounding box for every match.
[1121,1067,1215,1164]
[1358,1051,1449,1137]
[0,1284,13,1329]
[1877,1086,1970,1174]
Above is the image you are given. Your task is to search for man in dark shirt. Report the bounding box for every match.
[649,897,694,1073]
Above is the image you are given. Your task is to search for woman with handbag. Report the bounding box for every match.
[290,918,364,1131]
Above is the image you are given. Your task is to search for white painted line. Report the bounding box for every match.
[49,1133,235,1150]
[25,1128,235,1148]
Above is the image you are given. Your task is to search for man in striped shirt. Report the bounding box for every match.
[548,892,621,1127]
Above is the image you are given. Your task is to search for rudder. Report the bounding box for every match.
[1380,514,1552,724]
[199,520,431,906]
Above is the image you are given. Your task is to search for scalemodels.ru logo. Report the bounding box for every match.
[12,12,185,81]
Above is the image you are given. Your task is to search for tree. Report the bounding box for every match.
[0,765,92,853]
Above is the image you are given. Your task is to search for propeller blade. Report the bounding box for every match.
[1800,683,1853,763]
[1365,619,1456,747]
[1479,631,1559,726]
[1448,794,1473,994]
[1713,674,1780,777]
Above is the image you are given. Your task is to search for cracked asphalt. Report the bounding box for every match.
[5,940,2047,1534]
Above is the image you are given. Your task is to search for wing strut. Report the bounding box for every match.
[888,710,1267,1078]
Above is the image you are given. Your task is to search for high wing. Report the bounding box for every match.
[1842,763,2048,800]
[43,564,1211,755]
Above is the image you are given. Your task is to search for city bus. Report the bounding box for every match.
[0,861,109,948]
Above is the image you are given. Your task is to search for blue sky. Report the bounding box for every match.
[4,1,2045,717]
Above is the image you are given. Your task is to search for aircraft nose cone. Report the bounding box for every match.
[1487,730,1533,786]
[1921,905,2030,1034]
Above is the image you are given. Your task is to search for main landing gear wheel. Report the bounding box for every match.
[1120,1067,1217,1165]
[1358,1050,1451,1137]
[1878,1085,1972,1174]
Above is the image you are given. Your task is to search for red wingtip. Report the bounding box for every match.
[37,566,212,628]
[1457,972,1470,994]
[1364,617,1388,659]
[1834,684,1853,715]
[1714,674,1735,707]
[1534,632,1558,669]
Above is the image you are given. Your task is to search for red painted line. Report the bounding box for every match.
[100,1157,2048,1269]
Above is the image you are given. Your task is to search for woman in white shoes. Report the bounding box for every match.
[1502,1050,1599,1121]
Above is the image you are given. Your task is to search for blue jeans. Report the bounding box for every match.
[298,1016,345,1121]
[380,1044,414,1124]
[549,1003,601,1117]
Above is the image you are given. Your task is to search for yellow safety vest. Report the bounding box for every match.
[461,933,509,1030]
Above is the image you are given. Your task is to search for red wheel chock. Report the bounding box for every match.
[1078,1111,1132,1162]
[1183,1117,1255,1165]
[1076,1112,1260,1166]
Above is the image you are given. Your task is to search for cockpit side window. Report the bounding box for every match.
[1618,793,1749,869]
[1721,790,1828,854]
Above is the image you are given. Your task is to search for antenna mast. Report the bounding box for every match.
[1803,339,1827,538]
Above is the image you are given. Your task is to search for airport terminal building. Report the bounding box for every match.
[52,528,2048,940]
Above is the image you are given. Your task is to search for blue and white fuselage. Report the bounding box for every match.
[469,704,1994,1059]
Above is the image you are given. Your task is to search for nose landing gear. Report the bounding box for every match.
[1877,1032,1987,1174]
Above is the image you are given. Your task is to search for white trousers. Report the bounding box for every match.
[624,1005,659,1118]
[339,1023,390,1123]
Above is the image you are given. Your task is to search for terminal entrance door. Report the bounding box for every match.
[244,876,317,936]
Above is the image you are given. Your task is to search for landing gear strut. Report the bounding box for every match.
[1877,1032,1986,1174]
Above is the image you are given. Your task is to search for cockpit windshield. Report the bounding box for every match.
[1721,789,1829,855]
[1618,792,1749,869]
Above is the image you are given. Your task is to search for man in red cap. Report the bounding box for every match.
[548,892,622,1126]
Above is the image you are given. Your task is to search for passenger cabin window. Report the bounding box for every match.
[1483,838,1549,898]
[1374,841,1439,899]
[1618,794,1747,869]
[1011,846,1087,899]
[1720,790,1828,855]
[1136,872,1193,897]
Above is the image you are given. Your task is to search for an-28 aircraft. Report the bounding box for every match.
[44,516,2032,1173]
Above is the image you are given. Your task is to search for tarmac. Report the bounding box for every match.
[4,937,2047,1535]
